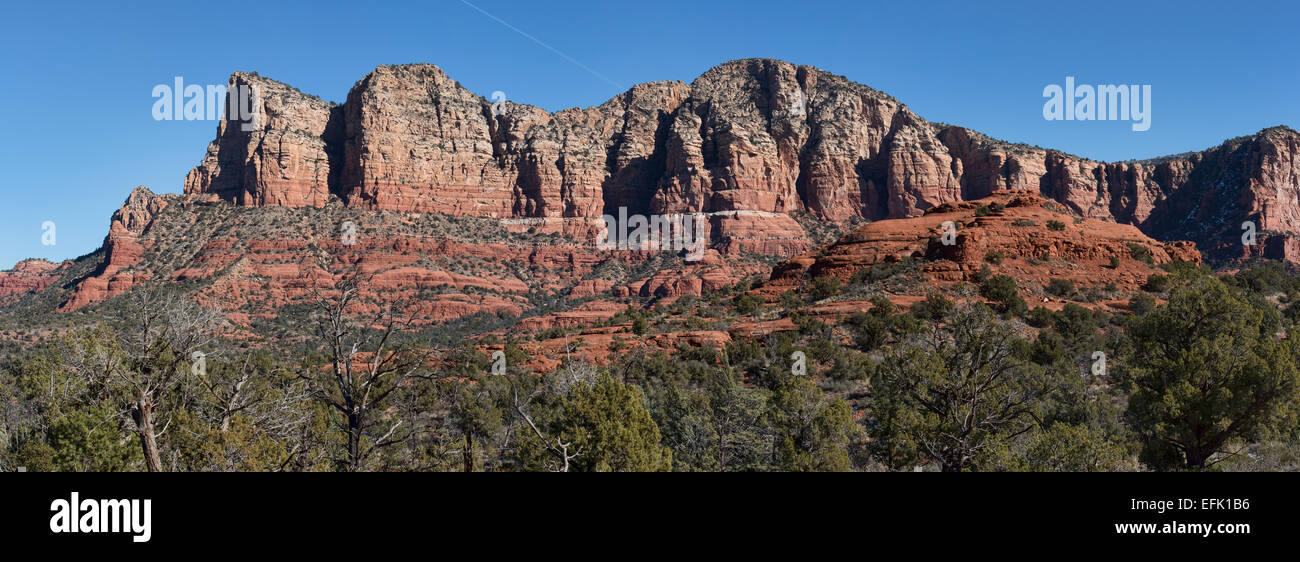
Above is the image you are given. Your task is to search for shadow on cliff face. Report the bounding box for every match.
[600,106,676,220]
[1137,139,1251,264]
[324,104,347,204]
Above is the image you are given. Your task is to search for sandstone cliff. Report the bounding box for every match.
[5,58,1295,321]
[59,186,165,311]
[182,59,1298,264]
[0,259,64,307]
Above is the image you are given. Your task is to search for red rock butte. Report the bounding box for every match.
[771,190,1200,301]
[3,59,1297,327]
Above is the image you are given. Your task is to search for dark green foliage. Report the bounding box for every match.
[779,290,801,312]
[910,293,955,322]
[809,277,841,301]
[1027,306,1056,328]
[1143,273,1169,293]
[1121,272,1300,469]
[980,274,1027,315]
[1232,261,1300,296]
[995,423,1130,472]
[1046,278,1075,298]
[870,304,1060,471]
[554,373,673,472]
[733,292,763,315]
[1128,293,1156,316]
[1054,303,1098,343]
[827,350,872,381]
[769,377,857,471]
[1127,243,1154,265]
[852,262,900,284]
[1046,220,1066,231]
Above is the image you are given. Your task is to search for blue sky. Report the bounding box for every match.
[2,0,1296,268]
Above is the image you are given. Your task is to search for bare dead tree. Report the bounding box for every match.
[190,352,312,442]
[300,261,429,472]
[487,346,597,472]
[73,290,224,472]
[192,354,253,433]
[497,374,580,472]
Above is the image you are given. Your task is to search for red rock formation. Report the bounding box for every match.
[333,64,692,242]
[0,259,64,306]
[60,186,164,311]
[771,191,1201,297]
[514,301,626,332]
[939,125,1300,262]
[185,73,340,208]
[180,59,1299,265]
[18,59,1299,333]
[515,324,733,370]
[50,186,749,326]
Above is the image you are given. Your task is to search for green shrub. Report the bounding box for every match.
[980,274,1027,315]
[869,262,897,281]
[779,290,801,312]
[1046,220,1066,231]
[1127,243,1154,265]
[1046,278,1075,297]
[1143,273,1169,293]
[809,277,841,301]
[1128,293,1156,316]
[1027,306,1056,328]
[733,293,762,315]
[846,311,890,351]
[852,263,897,284]
[1054,303,1098,340]
[910,293,955,322]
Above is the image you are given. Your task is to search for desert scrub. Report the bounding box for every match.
[1046,278,1075,298]
[1127,243,1154,265]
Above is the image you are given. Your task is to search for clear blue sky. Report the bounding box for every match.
[2,0,1296,268]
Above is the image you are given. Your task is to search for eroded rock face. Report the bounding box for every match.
[938,125,1300,262]
[653,60,961,223]
[333,64,692,243]
[185,73,341,208]
[181,59,1299,264]
[60,186,165,310]
[770,191,1201,295]
[50,188,752,318]
[37,61,1300,317]
[0,259,64,306]
[179,60,989,254]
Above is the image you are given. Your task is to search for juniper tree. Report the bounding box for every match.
[870,302,1056,471]
[1120,272,1300,469]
